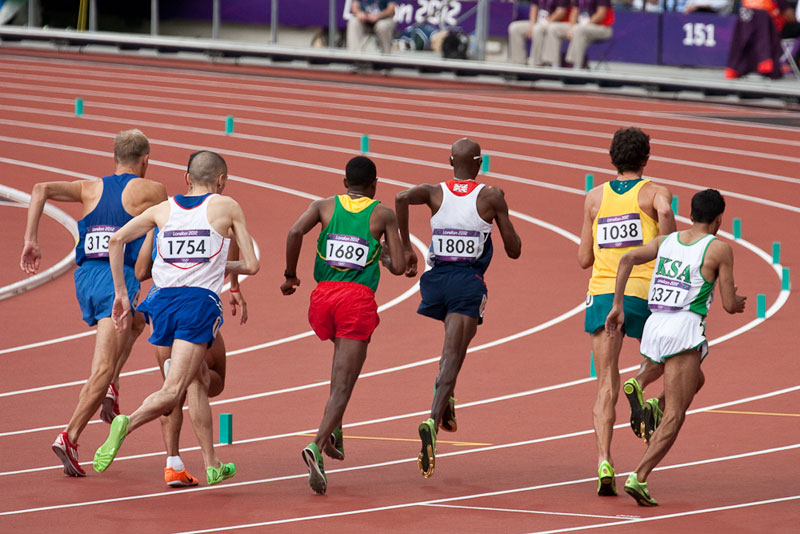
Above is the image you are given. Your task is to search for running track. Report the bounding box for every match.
[0,48,798,533]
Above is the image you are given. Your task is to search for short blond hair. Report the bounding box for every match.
[114,129,150,165]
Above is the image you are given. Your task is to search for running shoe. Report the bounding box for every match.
[301,443,327,495]
[440,396,458,433]
[417,418,436,478]
[323,427,344,461]
[52,431,86,477]
[623,378,645,439]
[93,414,130,472]
[206,461,236,486]
[642,398,663,444]
[165,467,199,488]
[100,383,120,424]
[597,460,617,496]
[624,472,658,506]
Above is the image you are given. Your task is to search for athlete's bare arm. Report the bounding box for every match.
[604,235,665,335]
[577,187,602,270]
[395,184,440,278]
[134,229,156,282]
[374,205,407,276]
[650,184,676,235]
[220,198,259,277]
[479,186,521,259]
[226,237,247,324]
[281,199,325,295]
[703,240,746,314]
[20,180,86,274]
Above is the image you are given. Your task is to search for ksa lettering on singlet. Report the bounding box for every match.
[431,228,480,262]
[596,213,643,249]
[160,229,211,263]
[648,257,692,311]
[84,224,119,259]
[326,233,369,270]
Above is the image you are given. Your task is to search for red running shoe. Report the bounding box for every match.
[52,432,86,477]
[100,383,120,424]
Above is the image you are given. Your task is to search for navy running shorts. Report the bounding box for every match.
[417,264,487,324]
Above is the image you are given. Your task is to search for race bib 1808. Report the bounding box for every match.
[84,224,119,259]
[596,213,643,249]
[326,233,369,270]
[648,276,690,311]
[160,229,211,263]
[432,228,481,262]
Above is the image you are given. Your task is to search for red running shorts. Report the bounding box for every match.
[308,281,379,342]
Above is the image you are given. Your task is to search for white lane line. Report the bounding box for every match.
[1,64,798,144]
[524,495,800,534]
[3,99,800,187]
[2,120,800,216]
[421,503,639,521]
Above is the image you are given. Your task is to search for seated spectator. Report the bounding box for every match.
[347,0,397,54]
[726,0,796,78]
[684,0,734,14]
[508,0,571,66]
[542,0,615,68]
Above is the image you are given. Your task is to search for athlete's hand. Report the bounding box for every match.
[229,289,248,324]
[404,248,419,278]
[281,276,300,296]
[605,306,624,336]
[112,295,131,332]
[734,292,747,314]
[20,241,42,274]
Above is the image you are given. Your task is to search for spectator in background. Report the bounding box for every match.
[508,0,572,66]
[347,0,397,54]
[726,0,797,78]
[542,0,615,68]
[684,0,734,14]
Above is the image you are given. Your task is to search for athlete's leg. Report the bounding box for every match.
[111,310,146,389]
[154,345,184,458]
[127,339,208,433]
[311,338,368,452]
[186,362,220,469]
[430,313,478,428]
[206,332,226,398]
[591,328,624,468]
[633,349,702,482]
[65,317,125,443]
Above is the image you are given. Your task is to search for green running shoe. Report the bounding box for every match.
[206,461,236,486]
[623,378,645,439]
[624,472,658,506]
[642,398,663,444]
[417,418,436,478]
[302,443,327,495]
[323,427,344,461]
[440,396,457,433]
[93,414,129,472]
[597,460,617,496]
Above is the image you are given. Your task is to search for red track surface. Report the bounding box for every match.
[0,48,798,533]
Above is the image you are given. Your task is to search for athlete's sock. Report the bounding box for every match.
[164,358,171,378]
[166,455,184,471]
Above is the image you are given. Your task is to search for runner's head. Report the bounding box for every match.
[344,156,377,197]
[609,127,650,175]
[114,129,150,175]
[690,189,725,233]
[450,137,482,180]
[187,151,228,193]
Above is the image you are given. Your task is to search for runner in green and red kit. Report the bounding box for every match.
[281,156,406,495]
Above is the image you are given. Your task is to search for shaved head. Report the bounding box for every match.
[187,151,227,186]
[450,137,482,180]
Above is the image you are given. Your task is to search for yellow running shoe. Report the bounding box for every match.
[417,418,436,478]
[597,460,617,496]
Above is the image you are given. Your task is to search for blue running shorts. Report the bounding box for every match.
[418,264,488,324]
[137,286,223,347]
[74,260,140,327]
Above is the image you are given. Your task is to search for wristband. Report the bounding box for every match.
[230,288,240,293]
[284,270,296,278]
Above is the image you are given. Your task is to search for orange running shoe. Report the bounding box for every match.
[164,467,199,488]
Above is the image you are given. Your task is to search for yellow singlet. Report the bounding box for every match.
[589,180,659,298]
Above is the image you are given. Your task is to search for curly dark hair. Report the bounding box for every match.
[691,189,726,223]
[609,127,650,174]
[345,156,377,187]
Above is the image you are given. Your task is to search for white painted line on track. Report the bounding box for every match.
[422,503,639,520]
